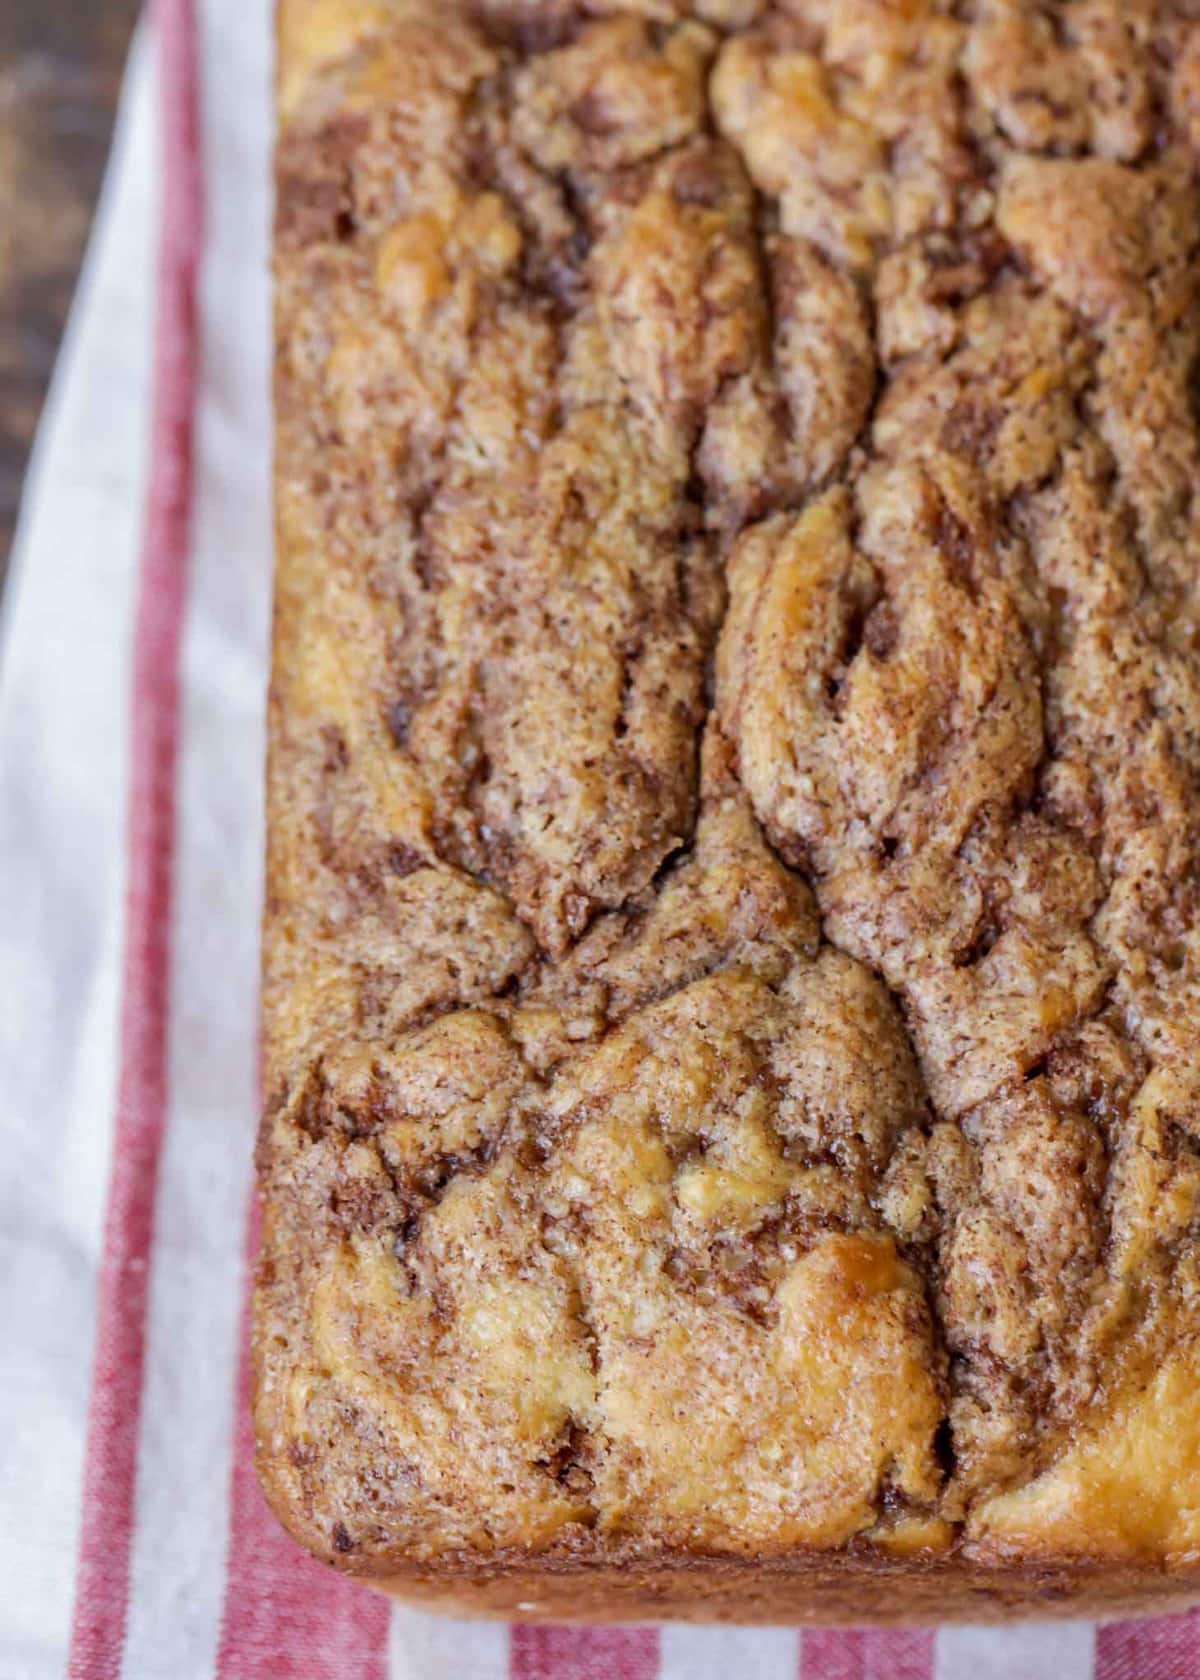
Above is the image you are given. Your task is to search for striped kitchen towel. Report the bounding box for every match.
[1,1,1198,1676]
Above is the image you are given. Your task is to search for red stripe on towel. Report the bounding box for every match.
[213,1197,391,1680]
[511,1626,661,1680]
[802,1629,936,1680]
[1095,1611,1200,1680]
[66,2,203,1674]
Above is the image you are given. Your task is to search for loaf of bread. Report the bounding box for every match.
[257,0,1200,1622]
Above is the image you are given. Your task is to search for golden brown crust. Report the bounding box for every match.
[369,1555,1200,1625]
[258,0,1200,1621]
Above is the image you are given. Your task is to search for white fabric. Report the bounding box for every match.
[387,1608,510,1680]
[660,1625,802,1679]
[935,1624,1098,1680]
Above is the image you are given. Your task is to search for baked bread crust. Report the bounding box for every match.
[259,0,1200,1621]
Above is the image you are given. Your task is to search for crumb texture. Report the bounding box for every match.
[261,0,1200,1579]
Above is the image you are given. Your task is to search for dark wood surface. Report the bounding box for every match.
[0,0,141,591]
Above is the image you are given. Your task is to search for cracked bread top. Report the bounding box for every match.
[258,0,1200,1575]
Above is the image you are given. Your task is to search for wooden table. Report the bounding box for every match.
[0,0,140,590]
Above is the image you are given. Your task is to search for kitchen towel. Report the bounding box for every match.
[2,1,1198,1676]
